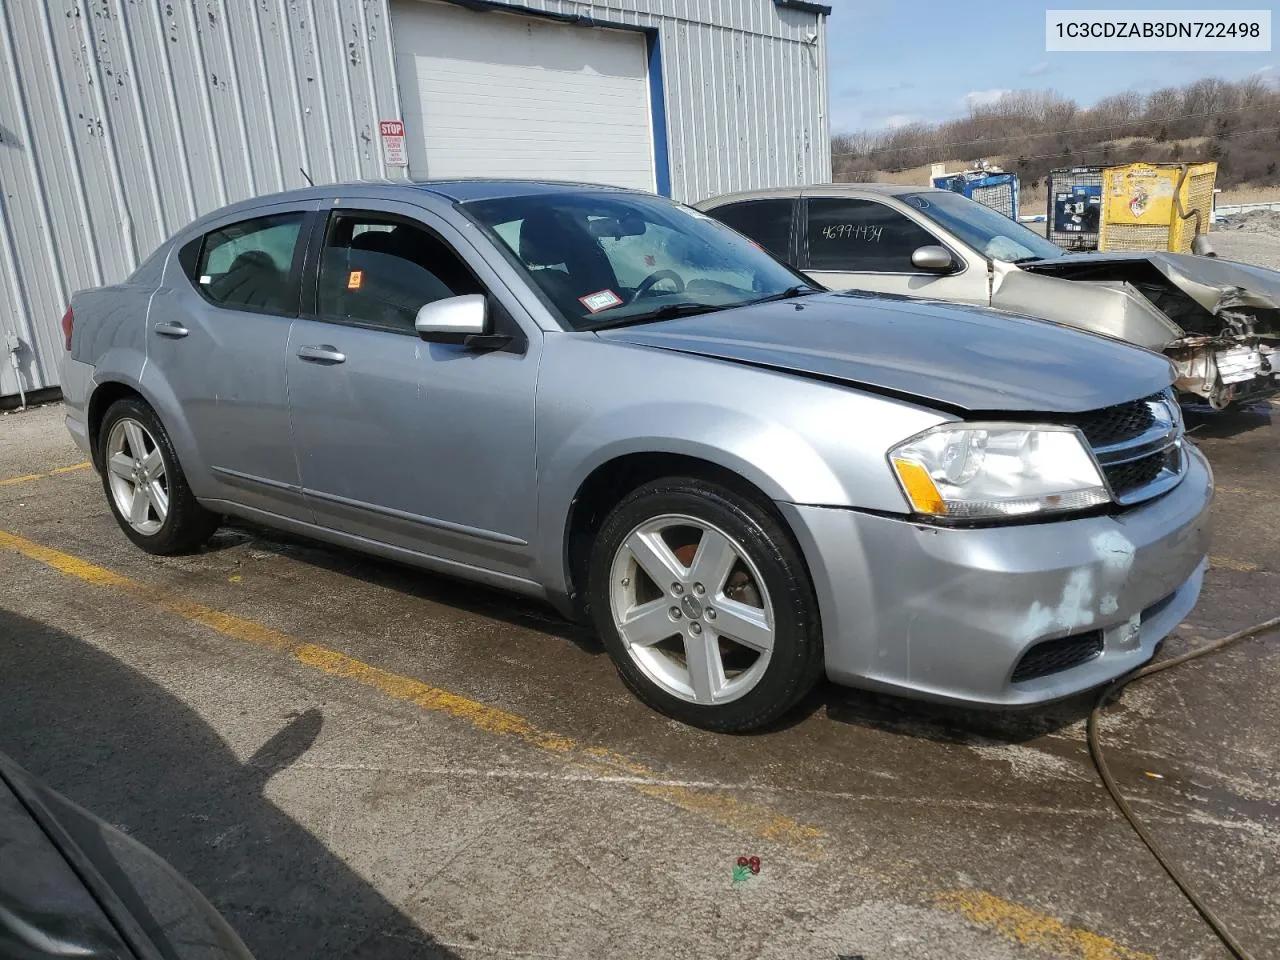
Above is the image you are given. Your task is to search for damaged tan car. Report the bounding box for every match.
[699,184,1280,409]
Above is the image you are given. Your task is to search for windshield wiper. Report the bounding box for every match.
[1011,256,1045,264]
[745,284,822,305]
[589,302,727,330]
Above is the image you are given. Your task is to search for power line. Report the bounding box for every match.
[832,104,1278,158]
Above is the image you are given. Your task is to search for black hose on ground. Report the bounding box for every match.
[1087,614,1280,960]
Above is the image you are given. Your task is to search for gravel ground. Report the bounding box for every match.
[1024,216,1280,270]
[1216,210,1280,235]
[1210,229,1280,270]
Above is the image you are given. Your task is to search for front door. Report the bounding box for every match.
[147,204,314,519]
[800,196,990,304]
[285,201,541,581]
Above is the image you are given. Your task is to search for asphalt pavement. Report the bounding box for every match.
[1,393,1278,960]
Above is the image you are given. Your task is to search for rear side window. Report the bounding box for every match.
[708,199,794,262]
[193,213,305,314]
[805,198,938,272]
[316,213,482,333]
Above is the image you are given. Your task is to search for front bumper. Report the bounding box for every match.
[780,442,1213,707]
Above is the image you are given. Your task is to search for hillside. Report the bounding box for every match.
[832,77,1280,202]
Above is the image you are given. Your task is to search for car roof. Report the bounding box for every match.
[171,179,655,241]
[698,182,940,207]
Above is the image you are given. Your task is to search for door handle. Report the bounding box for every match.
[153,321,189,339]
[297,344,346,364]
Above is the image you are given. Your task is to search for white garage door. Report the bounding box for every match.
[390,0,657,192]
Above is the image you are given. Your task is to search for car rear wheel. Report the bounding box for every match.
[588,477,823,732]
[98,398,219,554]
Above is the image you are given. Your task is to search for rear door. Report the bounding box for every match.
[148,203,317,519]
[285,200,541,582]
[800,195,989,304]
[703,198,799,266]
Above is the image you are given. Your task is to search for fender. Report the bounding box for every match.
[531,335,947,598]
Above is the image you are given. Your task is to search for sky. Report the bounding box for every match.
[825,0,1278,133]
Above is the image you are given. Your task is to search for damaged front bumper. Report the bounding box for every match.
[779,443,1213,708]
[1170,338,1280,407]
[1015,251,1280,409]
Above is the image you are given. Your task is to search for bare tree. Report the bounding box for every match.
[832,76,1280,189]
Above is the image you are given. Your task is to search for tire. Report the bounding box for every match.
[97,397,220,554]
[587,476,823,732]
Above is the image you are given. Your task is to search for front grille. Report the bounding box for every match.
[1067,392,1183,506]
[1074,394,1158,448]
[1104,447,1175,498]
[1011,631,1104,683]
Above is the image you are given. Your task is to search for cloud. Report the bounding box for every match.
[885,114,919,129]
[1254,64,1279,87]
[1024,61,1050,76]
[962,88,1010,109]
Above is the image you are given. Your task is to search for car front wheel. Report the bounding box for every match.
[588,477,824,732]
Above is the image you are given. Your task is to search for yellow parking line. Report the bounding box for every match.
[0,528,819,855]
[937,890,1154,960]
[1,527,1159,958]
[0,462,91,486]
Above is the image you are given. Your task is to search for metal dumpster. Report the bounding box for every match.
[1098,161,1218,253]
[1046,166,1103,250]
[931,170,1020,220]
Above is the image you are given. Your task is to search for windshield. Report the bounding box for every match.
[902,191,1064,263]
[461,192,815,330]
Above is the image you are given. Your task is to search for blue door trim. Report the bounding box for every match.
[645,30,672,197]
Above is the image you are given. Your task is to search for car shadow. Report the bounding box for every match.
[1184,400,1273,439]
[210,521,603,655]
[207,524,1094,745]
[0,608,459,960]
[758,679,1094,745]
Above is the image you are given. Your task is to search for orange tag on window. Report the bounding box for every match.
[347,270,363,290]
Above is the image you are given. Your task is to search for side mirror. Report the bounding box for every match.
[910,245,956,273]
[414,294,510,349]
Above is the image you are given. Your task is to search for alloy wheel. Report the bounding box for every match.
[105,418,169,536]
[608,514,775,705]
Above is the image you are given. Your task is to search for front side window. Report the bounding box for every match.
[805,198,940,273]
[462,192,811,330]
[316,213,482,333]
[195,213,305,314]
[707,199,795,261]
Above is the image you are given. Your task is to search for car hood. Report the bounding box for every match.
[595,291,1174,413]
[1025,252,1280,318]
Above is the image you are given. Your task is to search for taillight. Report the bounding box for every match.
[61,305,74,351]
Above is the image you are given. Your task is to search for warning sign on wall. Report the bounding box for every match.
[380,120,407,168]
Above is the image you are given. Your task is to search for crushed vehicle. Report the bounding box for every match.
[699,184,1280,408]
[62,180,1211,731]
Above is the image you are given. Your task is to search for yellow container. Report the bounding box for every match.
[1098,162,1218,253]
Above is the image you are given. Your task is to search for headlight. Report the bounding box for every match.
[889,423,1110,519]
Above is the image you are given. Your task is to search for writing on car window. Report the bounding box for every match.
[819,224,884,242]
[806,198,939,272]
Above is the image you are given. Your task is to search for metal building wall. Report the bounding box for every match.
[0,0,828,401]
[0,0,404,402]
[474,0,832,202]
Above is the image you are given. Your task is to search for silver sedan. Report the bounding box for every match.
[61,181,1212,730]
